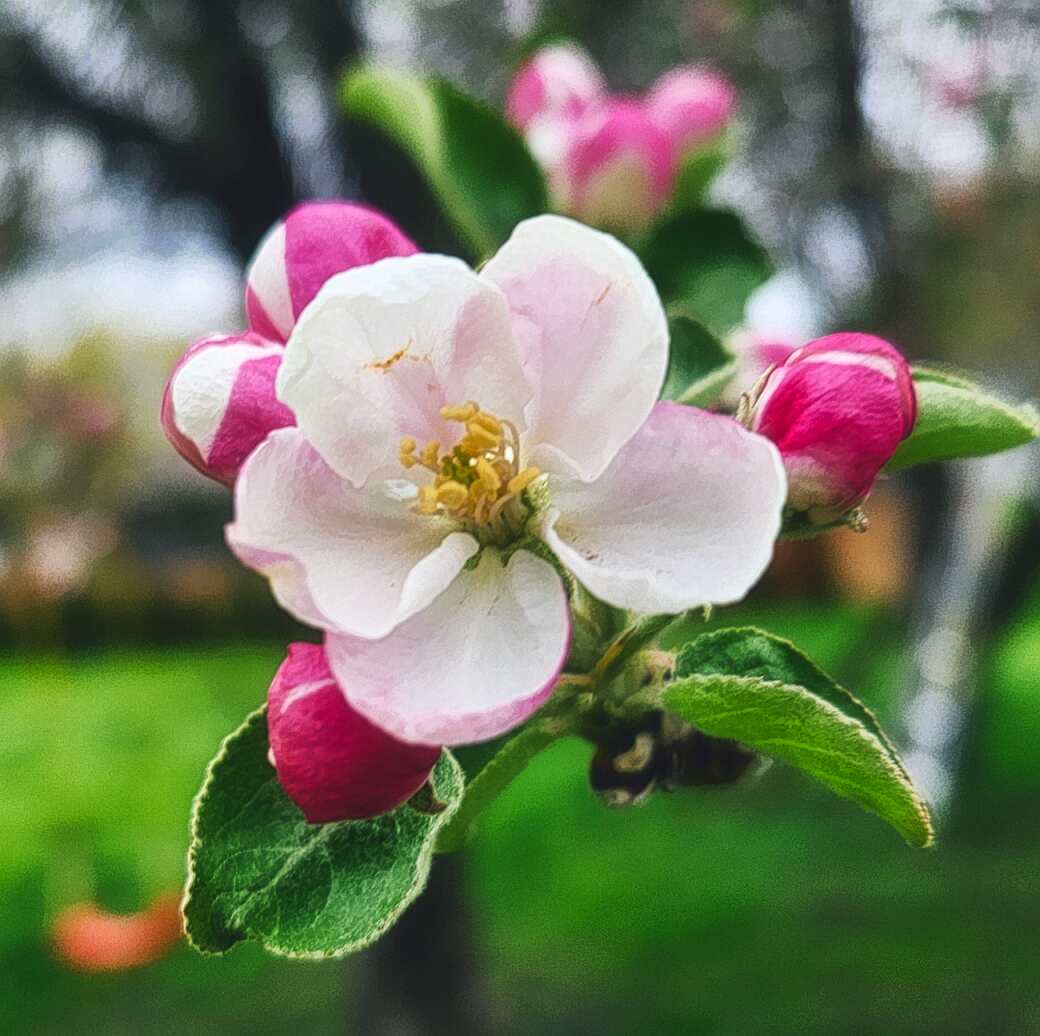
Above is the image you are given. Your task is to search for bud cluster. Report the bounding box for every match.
[507,43,738,233]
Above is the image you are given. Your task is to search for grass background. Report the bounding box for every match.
[3,594,1039,1034]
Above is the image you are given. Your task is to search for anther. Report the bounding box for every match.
[507,466,540,495]
[476,458,501,493]
[417,484,439,515]
[463,424,500,453]
[420,441,441,469]
[470,411,503,435]
[440,402,478,422]
[435,481,468,510]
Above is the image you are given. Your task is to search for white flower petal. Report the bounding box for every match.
[541,402,786,613]
[481,215,668,481]
[276,254,530,487]
[326,549,570,746]
[227,427,479,637]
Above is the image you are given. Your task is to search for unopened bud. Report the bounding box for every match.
[749,333,916,521]
[267,642,441,823]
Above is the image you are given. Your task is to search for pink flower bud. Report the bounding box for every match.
[245,201,419,342]
[267,643,441,823]
[161,332,294,486]
[561,99,675,234]
[506,42,606,133]
[750,333,916,519]
[646,66,737,154]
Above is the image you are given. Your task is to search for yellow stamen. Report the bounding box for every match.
[476,458,501,493]
[440,402,478,422]
[470,410,503,435]
[417,484,438,515]
[507,466,540,495]
[400,400,537,541]
[462,423,501,454]
[420,441,441,469]
[435,480,468,510]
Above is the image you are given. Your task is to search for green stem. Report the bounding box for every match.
[435,708,579,853]
[590,612,682,689]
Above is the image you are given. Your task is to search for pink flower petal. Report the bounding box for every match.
[228,428,479,637]
[326,549,570,746]
[276,254,530,488]
[541,402,786,612]
[646,65,738,153]
[562,99,676,233]
[481,215,669,483]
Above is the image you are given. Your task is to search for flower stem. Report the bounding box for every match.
[436,711,576,853]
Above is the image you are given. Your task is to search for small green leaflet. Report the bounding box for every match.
[889,365,1039,470]
[665,628,933,847]
[641,209,771,337]
[341,66,547,261]
[661,314,738,406]
[666,140,729,215]
[183,708,465,958]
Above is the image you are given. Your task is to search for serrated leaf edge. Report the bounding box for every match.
[181,707,466,959]
[664,673,934,848]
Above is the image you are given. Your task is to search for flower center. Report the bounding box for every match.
[398,401,541,544]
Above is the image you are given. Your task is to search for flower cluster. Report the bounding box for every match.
[163,201,789,821]
[507,42,737,233]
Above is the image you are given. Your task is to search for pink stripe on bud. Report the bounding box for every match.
[161,332,294,486]
[245,201,419,342]
[646,65,738,154]
[750,332,916,520]
[268,642,441,823]
[562,99,676,234]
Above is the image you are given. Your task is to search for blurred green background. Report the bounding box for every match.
[4,589,1040,1033]
[2,0,1039,1033]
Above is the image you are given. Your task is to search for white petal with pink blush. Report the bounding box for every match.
[230,215,785,746]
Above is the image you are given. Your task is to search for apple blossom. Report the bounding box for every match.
[228,214,787,746]
[748,332,916,520]
[268,642,441,822]
[645,66,738,155]
[561,99,676,234]
[161,202,419,485]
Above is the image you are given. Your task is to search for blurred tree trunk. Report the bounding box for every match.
[355,855,491,1036]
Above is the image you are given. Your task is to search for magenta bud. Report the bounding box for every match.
[506,42,606,133]
[267,643,441,823]
[750,333,916,519]
[646,65,738,155]
[161,332,294,486]
[245,201,419,343]
[561,99,675,234]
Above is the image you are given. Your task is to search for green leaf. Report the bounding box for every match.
[667,141,729,214]
[184,708,465,958]
[889,365,1039,470]
[661,314,737,406]
[341,65,547,260]
[666,628,933,847]
[640,209,771,337]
